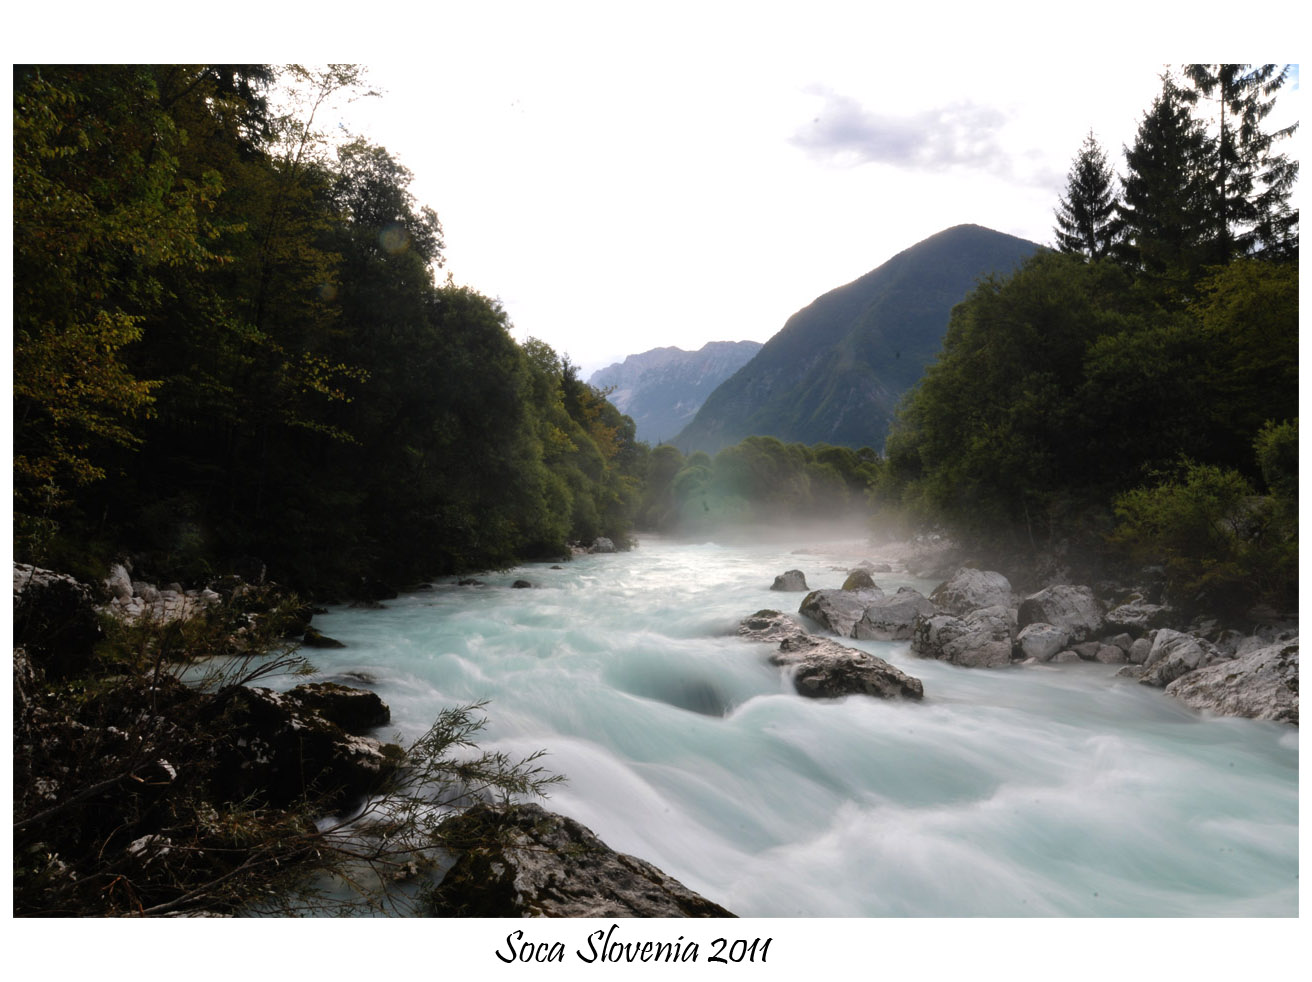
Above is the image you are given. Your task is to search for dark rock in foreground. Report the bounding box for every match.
[210,683,401,810]
[427,802,734,917]
[773,635,924,700]
[13,563,103,679]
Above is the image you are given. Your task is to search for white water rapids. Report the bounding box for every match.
[279,535,1297,917]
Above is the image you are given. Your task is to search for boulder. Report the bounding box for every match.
[105,563,133,602]
[911,605,1014,668]
[13,563,103,679]
[841,569,878,591]
[210,685,401,809]
[286,681,391,734]
[1015,622,1069,662]
[1017,585,1104,643]
[1092,644,1128,664]
[737,609,807,644]
[1165,640,1298,725]
[1104,599,1175,636]
[1129,637,1153,664]
[426,802,734,917]
[302,627,347,649]
[853,589,937,642]
[512,580,533,589]
[772,635,924,701]
[799,588,881,638]
[590,537,616,554]
[1138,629,1226,688]
[930,568,1013,616]
[769,569,809,592]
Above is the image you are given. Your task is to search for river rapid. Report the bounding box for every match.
[284,534,1297,917]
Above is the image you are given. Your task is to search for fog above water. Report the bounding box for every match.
[279,534,1297,917]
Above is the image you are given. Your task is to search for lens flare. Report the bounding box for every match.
[379,223,410,255]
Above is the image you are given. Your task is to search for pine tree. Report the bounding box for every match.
[1054,131,1120,260]
[1181,64,1298,261]
[1114,74,1217,291]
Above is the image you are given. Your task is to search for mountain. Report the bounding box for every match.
[673,224,1043,453]
[588,340,763,444]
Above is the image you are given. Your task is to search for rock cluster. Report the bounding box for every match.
[102,562,222,624]
[780,562,1298,725]
[426,802,734,917]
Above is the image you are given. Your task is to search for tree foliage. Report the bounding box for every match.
[1054,130,1119,260]
[12,64,646,593]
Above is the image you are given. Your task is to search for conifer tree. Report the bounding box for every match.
[1181,64,1298,261]
[1114,74,1216,291]
[1054,131,1120,259]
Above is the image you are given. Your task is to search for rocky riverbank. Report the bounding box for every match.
[12,559,729,917]
[757,550,1298,725]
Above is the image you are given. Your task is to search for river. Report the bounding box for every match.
[282,534,1298,917]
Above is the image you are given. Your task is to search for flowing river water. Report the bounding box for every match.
[279,534,1297,917]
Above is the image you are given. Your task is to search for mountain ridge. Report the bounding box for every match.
[588,340,763,444]
[674,224,1043,452]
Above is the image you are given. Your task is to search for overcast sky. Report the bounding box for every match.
[292,5,1299,377]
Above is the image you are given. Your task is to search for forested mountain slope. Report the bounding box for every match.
[674,224,1041,453]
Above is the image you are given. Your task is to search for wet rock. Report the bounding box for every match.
[799,588,882,637]
[1092,644,1128,664]
[772,635,924,701]
[286,681,391,734]
[1017,585,1104,644]
[590,537,616,554]
[1016,623,1069,662]
[1165,640,1298,725]
[1138,629,1226,688]
[210,685,400,810]
[302,627,347,649]
[930,568,1013,616]
[770,569,809,592]
[512,580,533,589]
[911,605,1014,668]
[853,589,937,642]
[427,802,734,917]
[737,609,807,644]
[841,569,878,591]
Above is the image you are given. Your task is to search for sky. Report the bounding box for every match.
[283,5,1302,377]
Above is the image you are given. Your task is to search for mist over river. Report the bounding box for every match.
[281,535,1297,917]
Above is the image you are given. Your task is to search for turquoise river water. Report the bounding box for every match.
[272,535,1297,917]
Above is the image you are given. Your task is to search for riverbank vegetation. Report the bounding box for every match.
[14,65,644,599]
[879,66,1298,615]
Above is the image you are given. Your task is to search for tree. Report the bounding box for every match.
[1181,64,1299,261]
[1115,74,1216,295]
[12,67,230,556]
[1054,131,1119,259]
